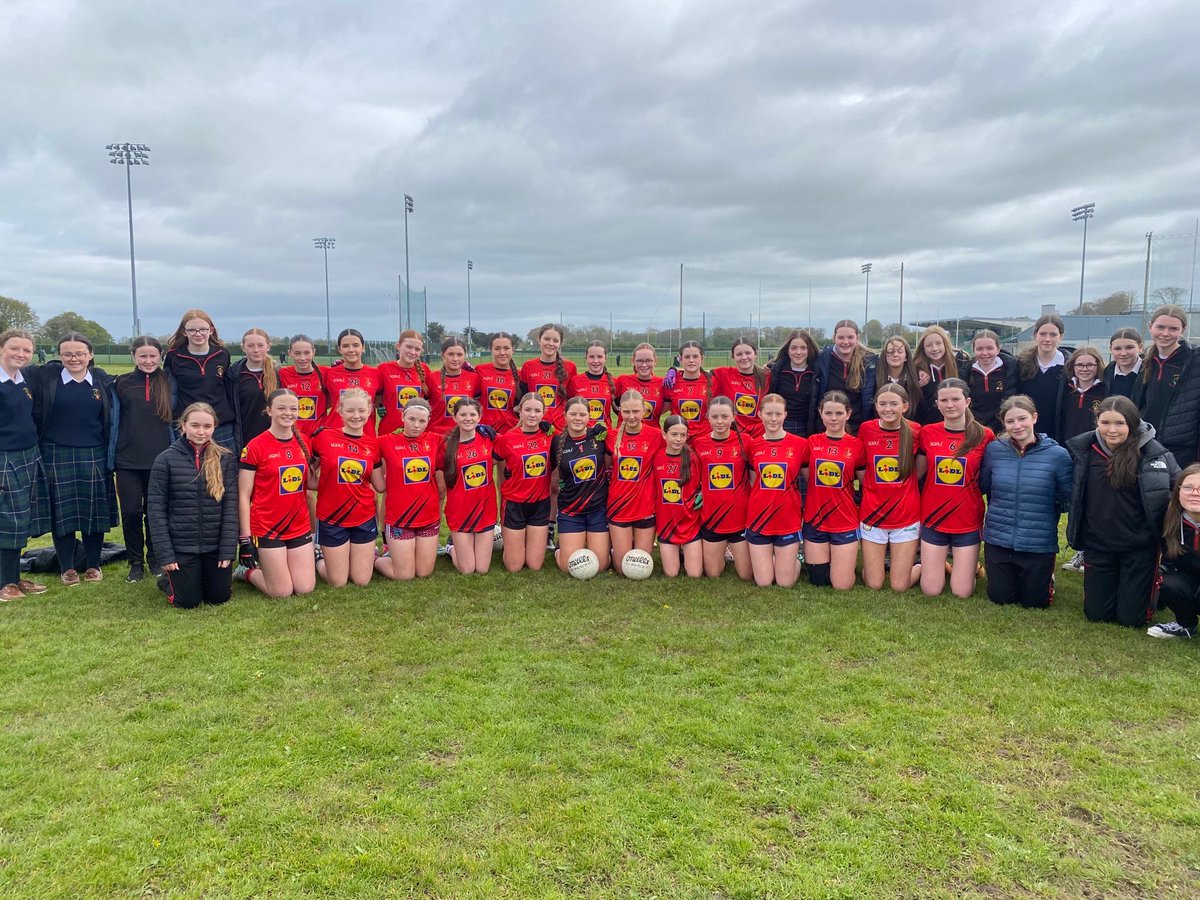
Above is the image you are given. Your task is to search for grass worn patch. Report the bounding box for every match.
[1,550,1198,898]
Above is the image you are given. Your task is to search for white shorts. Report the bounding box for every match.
[859,521,920,545]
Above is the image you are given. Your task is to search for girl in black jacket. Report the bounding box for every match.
[768,329,819,436]
[1150,463,1200,639]
[147,403,239,608]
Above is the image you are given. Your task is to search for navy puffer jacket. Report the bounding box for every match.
[980,434,1073,553]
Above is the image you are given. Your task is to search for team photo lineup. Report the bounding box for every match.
[2,303,1199,642]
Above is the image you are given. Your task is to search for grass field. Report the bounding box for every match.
[2,542,1198,898]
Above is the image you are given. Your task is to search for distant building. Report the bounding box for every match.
[907,316,1035,350]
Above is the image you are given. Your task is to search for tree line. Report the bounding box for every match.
[0,296,113,346]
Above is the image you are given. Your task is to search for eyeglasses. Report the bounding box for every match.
[1073,363,1098,370]
[1180,485,1200,496]
[185,327,211,335]
[60,352,90,360]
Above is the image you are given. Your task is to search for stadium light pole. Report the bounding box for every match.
[466,260,474,356]
[106,143,150,338]
[313,237,335,361]
[861,263,873,331]
[403,194,414,334]
[1071,203,1096,306]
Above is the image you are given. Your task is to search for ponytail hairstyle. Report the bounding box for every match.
[130,335,173,423]
[613,389,646,464]
[439,336,468,396]
[819,390,852,432]
[873,383,915,479]
[178,402,231,502]
[1017,314,1066,381]
[1141,305,1189,383]
[536,323,569,401]
[936,377,985,456]
[661,414,695,484]
[914,326,959,380]
[516,391,546,429]
[265,388,310,464]
[1095,395,1142,489]
[1163,463,1200,559]
[678,340,713,399]
[57,331,94,358]
[771,329,820,372]
[554,396,592,460]
[289,333,326,393]
[242,328,278,396]
[707,395,749,477]
[398,329,428,395]
[832,320,868,391]
[442,397,483,489]
[586,340,617,402]
[336,328,367,366]
[730,337,768,396]
[490,331,519,398]
[168,308,222,351]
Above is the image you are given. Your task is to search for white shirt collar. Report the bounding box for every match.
[60,367,93,385]
[0,368,25,385]
[1037,350,1065,373]
[1115,356,1142,376]
[972,358,1002,375]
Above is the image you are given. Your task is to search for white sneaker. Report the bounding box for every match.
[1061,551,1085,572]
[1147,622,1193,639]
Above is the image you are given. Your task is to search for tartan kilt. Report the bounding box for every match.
[0,445,52,549]
[40,442,119,536]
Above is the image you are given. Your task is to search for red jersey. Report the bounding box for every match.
[712,366,770,439]
[443,434,497,532]
[857,419,922,529]
[277,365,330,438]
[493,427,553,504]
[917,422,995,534]
[239,430,312,540]
[746,434,809,535]
[665,374,712,441]
[567,372,617,426]
[474,363,521,433]
[605,426,665,524]
[692,432,752,534]
[377,361,433,435]
[378,431,444,530]
[323,365,382,436]
[519,357,577,431]
[803,433,866,533]
[652,449,702,544]
[614,374,666,425]
[310,428,381,527]
[427,369,482,435]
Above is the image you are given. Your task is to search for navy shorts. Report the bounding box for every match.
[558,507,608,534]
[802,522,860,546]
[658,532,701,547]
[503,497,551,529]
[317,518,379,547]
[257,534,313,550]
[609,515,655,530]
[745,527,801,547]
[699,526,746,544]
[920,525,981,548]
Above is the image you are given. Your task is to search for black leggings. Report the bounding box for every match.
[1158,570,1200,631]
[0,548,20,586]
[116,468,154,568]
[52,532,104,573]
[1083,546,1159,627]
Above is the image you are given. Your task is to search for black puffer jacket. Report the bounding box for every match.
[1065,424,1179,550]
[1131,341,1200,467]
[147,437,239,565]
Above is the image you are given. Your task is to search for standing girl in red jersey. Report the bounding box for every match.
[857,384,921,591]
[163,309,236,449]
[428,336,482,435]
[493,393,554,572]
[652,415,703,577]
[278,335,330,440]
[323,329,382,436]
[692,396,752,580]
[712,337,771,438]
[607,390,665,574]
[236,389,316,598]
[475,332,521,434]
[440,398,497,574]
[377,329,432,436]
[915,377,995,598]
[664,341,713,441]
[229,328,278,447]
[745,394,809,587]
[519,324,576,433]
[615,343,666,426]
[551,397,611,573]
[803,392,867,589]
[568,341,618,427]
[309,389,381,588]
[374,399,442,580]
[964,330,1016,433]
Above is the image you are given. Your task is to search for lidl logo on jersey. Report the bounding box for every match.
[337,457,365,484]
[934,456,966,486]
[396,385,420,409]
[587,398,606,421]
[758,462,786,490]
[403,456,431,484]
[536,385,558,408]
[642,398,654,419]
[708,463,734,490]
[446,395,468,417]
[571,455,597,483]
[522,453,548,479]
[297,396,316,419]
[488,387,512,410]
[815,459,845,487]
[873,455,901,483]
[617,456,642,481]
[278,464,305,494]
[734,392,758,417]
[678,399,701,420]
[661,478,682,504]
[461,462,489,489]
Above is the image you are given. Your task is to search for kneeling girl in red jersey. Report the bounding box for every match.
[375,399,443,580]
[607,390,665,575]
[691,396,752,579]
[745,394,809,587]
[653,415,703,577]
[441,398,497,574]
[493,393,554,572]
[803,391,867,589]
[857,384,921,591]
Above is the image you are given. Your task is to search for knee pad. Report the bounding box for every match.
[808,562,831,587]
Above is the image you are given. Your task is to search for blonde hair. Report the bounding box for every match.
[242,327,278,395]
[178,403,231,502]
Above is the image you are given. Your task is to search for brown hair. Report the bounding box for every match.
[441,397,484,489]
[397,329,428,395]
[873,383,915,479]
[972,329,1002,352]
[242,328,278,396]
[168,309,223,351]
[1109,327,1142,347]
[1095,396,1142,489]
[877,336,920,402]
[937,378,986,456]
[178,403,231,502]
[129,336,173,423]
[586,340,617,402]
[487,331,519,400]
[707,395,749,474]
[1140,305,1190,383]
[1017,314,1066,381]
[678,340,713,399]
[1065,346,1104,386]
[914,326,959,380]
[771,329,819,372]
[997,394,1039,443]
[831,320,869,391]
[661,414,696,484]
[1163,462,1200,559]
[537,324,569,402]
[730,337,768,397]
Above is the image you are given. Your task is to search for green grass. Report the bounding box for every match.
[1,545,1198,898]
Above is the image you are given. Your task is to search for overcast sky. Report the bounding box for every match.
[3,0,1199,344]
